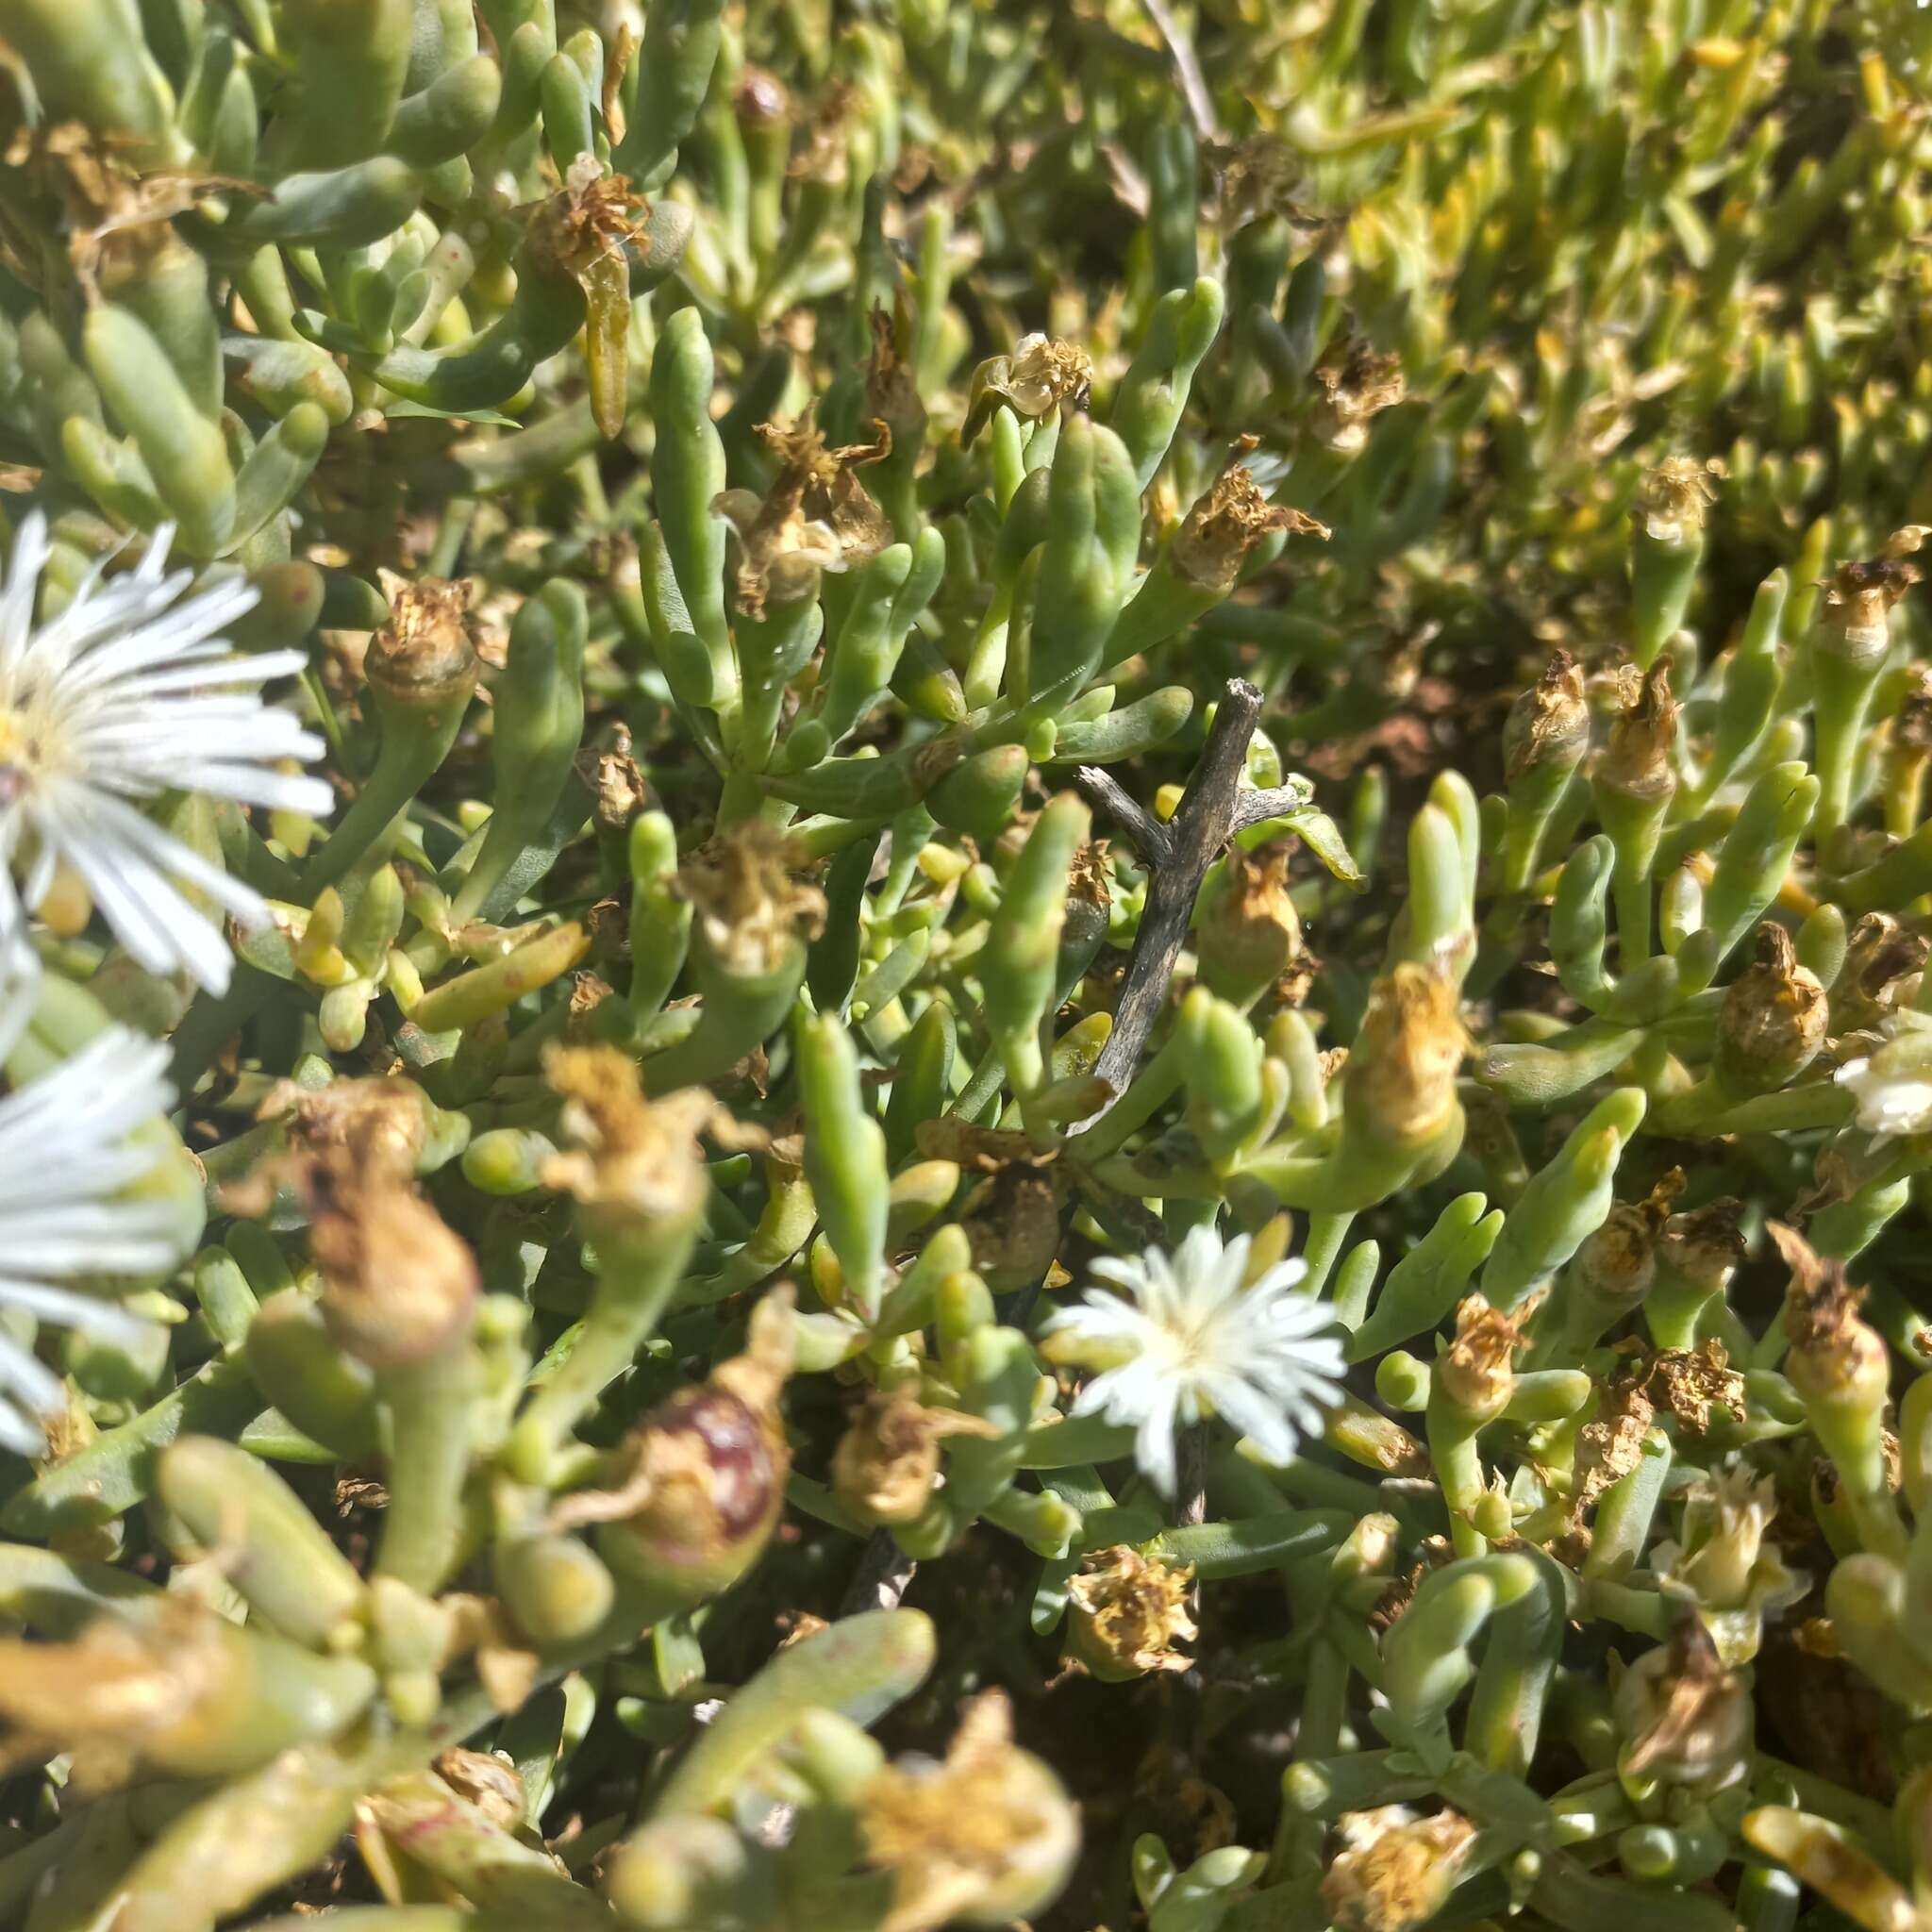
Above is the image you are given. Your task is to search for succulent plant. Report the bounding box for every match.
[0,2,1930,1929]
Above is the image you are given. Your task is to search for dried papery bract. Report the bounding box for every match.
[1311,340,1406,453]
[1616,1616,1753,1790]
[1504,648,1591,784]
[1716,924,1826,1096]
[962,333,1093,445]
[1438,1292,1525,1424]
[1348,963,1469,1153]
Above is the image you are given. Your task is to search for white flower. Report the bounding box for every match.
[1835,1016,1932,1141]
[0,514,333,993]
[0,1000,182,1455]
[1043,1224,1345,1496]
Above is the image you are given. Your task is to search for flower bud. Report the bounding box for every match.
[1322,1807,1477,1932]
[859,1690,1079,1932]
[1347,963,1468,1152]
[1615,1616,1752,1790]
[1062,1544,1197,1681]
[831,1390,999,1525]
[366,574,480,712]
[1716,924,1826,1097]
[1653,1464,1806,1665]
[1169,465,1326,594]
[1773,1221,1891,1408]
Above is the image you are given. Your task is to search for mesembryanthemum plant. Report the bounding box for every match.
[0,0,1929,1927]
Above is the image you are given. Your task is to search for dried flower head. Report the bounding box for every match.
[1635,457,1724,541]
[675,822,827,977]
[1504,648,1591,781]
[1821,529,1925,653]
[962,333,1092,445]
[1312,341,1406,454]
[1717,924,1826,1095]
[830,1389,999,1525]
[1773,1222,1890,1407]
[1063,1544,1198,1680]
[1595,660,1679,802]
[528,154,647,278]
[1617,1616,1753,1789]
[1438,1293,1527,1420]
[1649,1339,1746,1434]
[541,1043,715,1239]
[1323,1807,1477,1932]
[1657,1197,1747,1293]
[859,1690,1079,1932]
[308,1158,480,1372]
[714,411,892,615]
[367,573,482,712]
[1170,463,1328,594]
[1572,1169,1682,1306]
[1571,1369,1657,1516]
[1349,964,1469,1151]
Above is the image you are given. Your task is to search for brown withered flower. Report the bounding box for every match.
[713,409,892,616]
[1772,1222,1891,1408]
[1715,924,1827,1097]
[1594,659,1679,805]
[366,574,482,712]
[527,152,647,279]
[1649,1340,1746,1435]
[1833,911,1929,1027]
[1322,1807,1477,1932]
[1169,463,1328,595]
[1311,340,1406,454]
[433,1747,525,1828]
[961,333,1093,446]
[858,1690,1080,1932]
[1063,1545,1198,1681]
[1347,963,1469,1150]
[958,1150,1065,1291]
[1616,1615,1753,1788]
[1503,648,1591,783]
[554,1288,794,1592]
[308,1159,481,1372]
[1819,527,1927,663]
[1570,1169,1683,1307]
[1657,1196,1747,1296]
[865,300,927,450]
[541,1042,716,1242]
[675,822,827,978]
[1634,456,1724,543]
[830,1388,999,1525]
[1571,1369,1657,1517]
[1438,1293,1529,1422]
[575,726,653,832]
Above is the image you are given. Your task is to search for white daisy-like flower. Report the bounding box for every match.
[0,997,182,1455]
[1043,1224,1346,1497]
[1835,1015,1932,1141]
[0,513,333,992]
